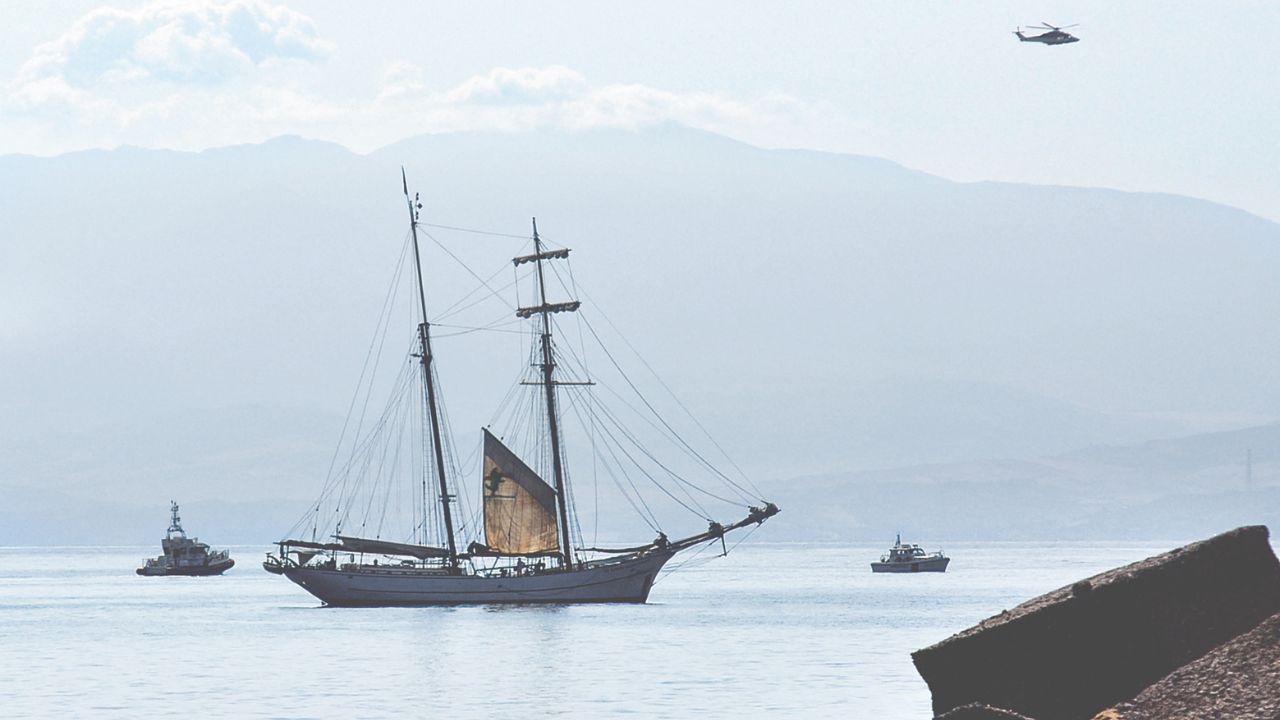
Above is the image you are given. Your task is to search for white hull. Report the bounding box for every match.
[282,551,675,606]
[870,556,950,573]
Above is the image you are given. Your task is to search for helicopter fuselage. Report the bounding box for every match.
[1015,30,1079,45]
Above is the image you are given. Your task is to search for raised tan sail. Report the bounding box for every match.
[480,428,560,556]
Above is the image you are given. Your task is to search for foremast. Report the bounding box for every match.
[403,170,459,565]
[514,219,580,569]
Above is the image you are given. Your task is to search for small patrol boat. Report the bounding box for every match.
[136,502,235,576]
[870,534,949,573]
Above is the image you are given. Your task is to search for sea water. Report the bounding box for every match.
[0,542,1183,719]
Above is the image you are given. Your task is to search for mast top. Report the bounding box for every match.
[402,168,422,221]
[168,501,185,538]
[515,218,578,319]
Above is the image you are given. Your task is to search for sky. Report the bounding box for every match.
[1,0,1278,222]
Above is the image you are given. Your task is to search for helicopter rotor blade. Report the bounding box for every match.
[1058,24,1080,29]
[1042,21,1059,30]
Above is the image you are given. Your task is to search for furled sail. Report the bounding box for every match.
[482,428,560,554]
[333,535,452,559]
[277,536,451,559]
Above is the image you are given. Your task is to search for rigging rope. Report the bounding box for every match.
[563,392,661,532]
[436,266,529,323]
[550,263,766,501]
[575,308,764,503]
[286,233,413,539]
[653,533,718,585]
[552,338,746,508]
[419,222,533,240]
[421,229,517,313]
[578,393,709,519]
[432,317,525,338]
[565,261,603,548]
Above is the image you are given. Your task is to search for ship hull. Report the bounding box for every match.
[136,558,236,576]
[281,552,674,606]
[870,556,949,573]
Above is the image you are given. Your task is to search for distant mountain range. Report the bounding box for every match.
[2,421,1275,545]
[2,125,1277,543]
[779,422,1280,542]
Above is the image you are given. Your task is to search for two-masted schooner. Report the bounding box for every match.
[263,172,778,605]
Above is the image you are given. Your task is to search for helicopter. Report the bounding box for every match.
[1014,23,1080,45]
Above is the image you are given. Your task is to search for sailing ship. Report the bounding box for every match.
[137,502,235,576]
[263,172,778,605]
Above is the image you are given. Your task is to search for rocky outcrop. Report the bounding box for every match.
[913,526,1280,720]
[1094,610,1280,719]
[935,704,1036,720]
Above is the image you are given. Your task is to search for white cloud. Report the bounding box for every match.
[8,0,329,114]
[2,0,342,151]
[375,61,427,103]
[439,66,588,106]
[370,63,818,148]
[563,84,810,134]
[1,1,817,156]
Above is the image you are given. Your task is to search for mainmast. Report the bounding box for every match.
[402,170,458,565]
[514,219,579,569]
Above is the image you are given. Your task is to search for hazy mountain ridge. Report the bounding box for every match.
[3,125,1278,543]
[2,421,1275,545]
[782,423,1280,542]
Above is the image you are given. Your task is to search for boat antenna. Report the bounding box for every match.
[168,501,185,538]
[403,168,458,565]
[516,218,579,569]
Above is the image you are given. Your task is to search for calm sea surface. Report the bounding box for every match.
[0,542,1188,719]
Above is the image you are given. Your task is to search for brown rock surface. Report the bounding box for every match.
[914,526,1280,720]
[936,703,1037,719]
[1095,610,1280,719]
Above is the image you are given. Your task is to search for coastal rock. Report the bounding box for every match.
[913,525,1280,720]
[1092,610,1280,719]
[936,703,1037,719]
